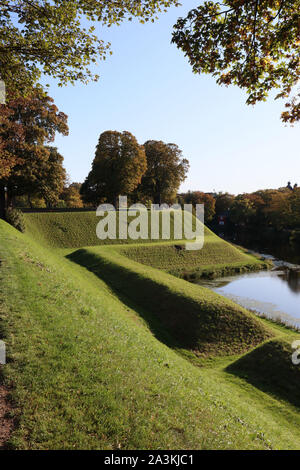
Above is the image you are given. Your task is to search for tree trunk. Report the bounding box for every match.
[7,192,13,208]
[27,194,33,209]
[154,193,161,205]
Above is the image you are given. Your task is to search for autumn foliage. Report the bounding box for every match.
[172,0,300,123]
[0,88,68,215]
[81,131,147,206]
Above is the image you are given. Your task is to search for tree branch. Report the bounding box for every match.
[267,0,285,24]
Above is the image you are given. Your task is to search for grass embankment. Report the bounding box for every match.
[119,236,269,280]
[24,211,268,278]
[23,211,194,249]
[67,246,272,356]
[2,212,300,449]
[0,220,280,449]
[227,339,300,408]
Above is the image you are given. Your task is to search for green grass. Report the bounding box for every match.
[0,220,278,449]
[24,211,268,279]
[23,211,199,249]
[67,246,272,356]
[2,212,300,449]
[119,238,268,280]
[226,339,300,408]
[24,211,106,248]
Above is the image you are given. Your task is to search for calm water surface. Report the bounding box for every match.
[198,270,300,328]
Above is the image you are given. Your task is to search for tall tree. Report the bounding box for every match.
[0,100,25,181]
[81,130,147,206]
[230,195,256,226]
[215,192,235,215]
[290,188,300,227]
[184,191,216,223]
[172,0,300,123]
[60,182,83,208]
[1,0,179,93]
[35,146,66,208]
[140,140,189,204]
[0,88,68,215]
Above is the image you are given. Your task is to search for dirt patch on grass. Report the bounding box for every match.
[0,383,14,449]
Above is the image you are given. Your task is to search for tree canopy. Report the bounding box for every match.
[60,182,83,208]
[213,186,300,231]
[0,87,68,214]
[182,191,216,222]
[81,130,147,205]
[172,0,300,123]
[35,146,66,207]
[1,0,179,92]
[140,140,189,204]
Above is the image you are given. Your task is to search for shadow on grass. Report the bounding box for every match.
[66,248,272,358]
[66,249,183,352]
[226,339,300,409]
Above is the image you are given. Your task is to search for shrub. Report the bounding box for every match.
[6,207,25,232]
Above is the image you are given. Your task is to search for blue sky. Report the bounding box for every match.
[43,1,299,195]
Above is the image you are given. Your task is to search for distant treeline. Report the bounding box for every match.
[17,185,300,235]
[180,186,300,232]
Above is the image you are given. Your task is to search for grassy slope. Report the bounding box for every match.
[119,237,267,279]
[24,211,195,248]
[227,339,300,408]
[24,212,105,248]
[2,213,300,449]
[0,220,278,450]
[1,221,300,449]
[24,212,266,278]
[67,246,272,356]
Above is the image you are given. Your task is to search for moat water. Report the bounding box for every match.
[198,268,300,328]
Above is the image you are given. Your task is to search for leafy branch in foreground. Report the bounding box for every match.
[0,0,179,92]
[172,0,300,123]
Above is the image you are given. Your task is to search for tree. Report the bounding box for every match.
[6,145,66,208]
[0,87,68,215]
[139,140,189,204]
[1,0,179,93]
[215,192,235,215]
[0,102,24,181]
[172,0,300,123]
[183,191,216,223]
[81,131,147,206]
[264,191,292,229]
[37,147,66,207]
[60,182,83,208]
[230,195,256,226]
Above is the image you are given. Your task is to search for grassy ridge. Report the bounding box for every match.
[119,238,267,279]
[24,211,197,249]
[227,339,300,408]
[24,212,104,248]
[2,220,300,449]
[24,212,267,279]
[67,246,272,356]
[0,220,276,450]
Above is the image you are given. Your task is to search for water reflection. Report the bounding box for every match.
[198,269,300,328]
[277,269,300,294]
